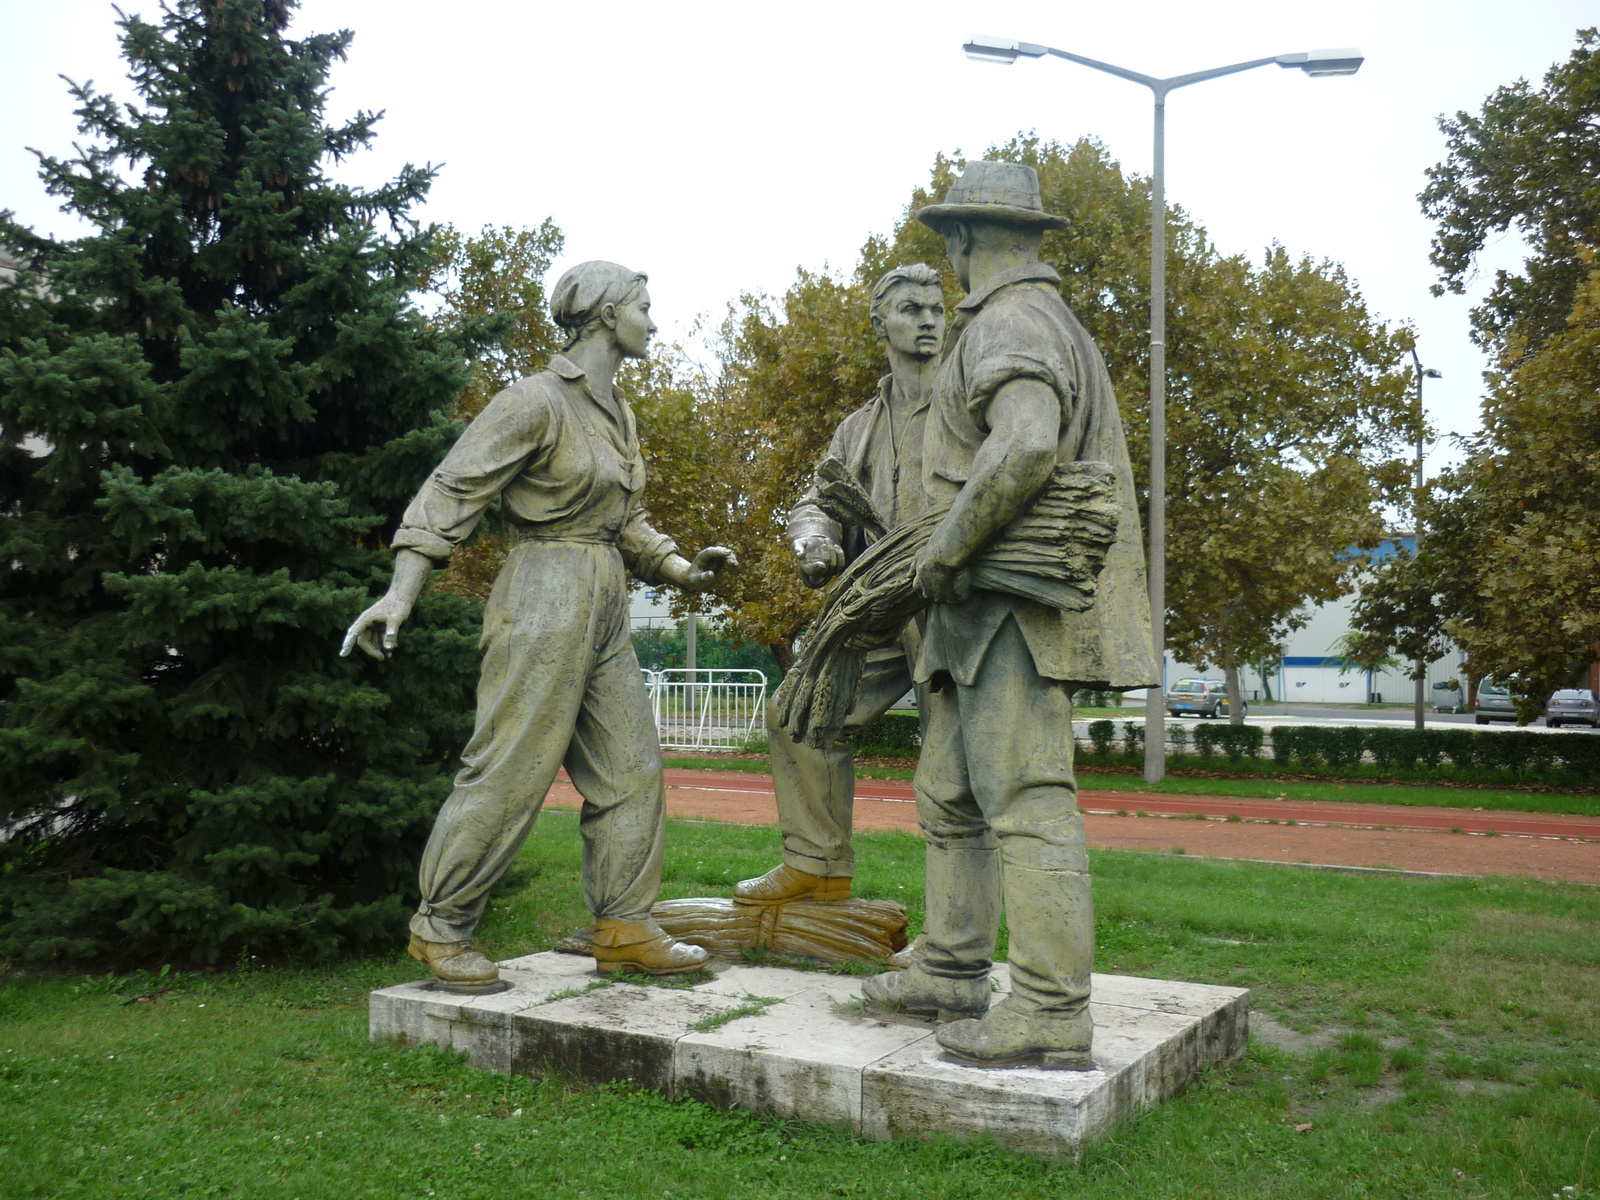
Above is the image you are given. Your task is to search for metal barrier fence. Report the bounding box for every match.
[641,668,768,751]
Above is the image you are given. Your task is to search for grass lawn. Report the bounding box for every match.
[3,811,1597,1199]
[665,754,1600,817]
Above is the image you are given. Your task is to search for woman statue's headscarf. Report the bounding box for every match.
[550,261,649,350]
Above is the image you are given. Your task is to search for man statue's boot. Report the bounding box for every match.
[935,866,1095,1070]
[408,933,501,992]
[591,917,711,976]
[732,863,850,906]
[861,962,989,1019]
[935,995,1094,1069]
[864,844,1000,1019]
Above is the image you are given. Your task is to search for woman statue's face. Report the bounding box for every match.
[613,287,657,359]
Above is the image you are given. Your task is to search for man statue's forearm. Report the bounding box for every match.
[924,381,1059,568]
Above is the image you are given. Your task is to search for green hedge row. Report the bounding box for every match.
[849,711,922,755]
[1266,724,1600,777]
[1076,719,1600,785]
[848,712,1600,786]
[1081,720,1263,762]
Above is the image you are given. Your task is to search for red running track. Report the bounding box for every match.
[655,767,1600,841]
[547,768,1600,883]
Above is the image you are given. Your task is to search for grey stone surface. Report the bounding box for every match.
[514,978,744,1093]
[369,956,597,1074]
[370,951,1247,1156]
[677,976,932,1130]
[862,984,1248,1156]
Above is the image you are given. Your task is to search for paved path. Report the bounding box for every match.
[547,768,1600,885]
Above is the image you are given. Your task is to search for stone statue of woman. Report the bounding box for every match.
[342,261,735,990]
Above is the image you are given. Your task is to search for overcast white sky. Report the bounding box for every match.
[3,1,1593,477]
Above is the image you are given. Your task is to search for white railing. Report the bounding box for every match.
[640,668,768,751]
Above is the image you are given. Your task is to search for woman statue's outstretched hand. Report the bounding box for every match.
[341,594,413,660]
[339,549,433,660]
[662,546,738,592]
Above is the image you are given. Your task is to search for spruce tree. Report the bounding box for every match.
[0,0,486,963]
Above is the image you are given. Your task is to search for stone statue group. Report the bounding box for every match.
[343,162,1156,1070]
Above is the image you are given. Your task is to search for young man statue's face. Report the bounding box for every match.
[880,284,946,361]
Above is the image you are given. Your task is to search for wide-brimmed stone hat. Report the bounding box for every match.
[916,161,1067,232]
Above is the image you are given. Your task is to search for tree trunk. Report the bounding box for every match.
[1259,666,1274,702]
[1225,661,1244,725]
[770,638,796,677]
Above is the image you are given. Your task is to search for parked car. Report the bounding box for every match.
[1474,679,1520,724]
[1546,689,1599,728]
[1165,678,1247,719]
[1431,680,1467,713]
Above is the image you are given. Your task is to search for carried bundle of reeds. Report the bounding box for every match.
[775,460,1122,748]
[555,897,909,965]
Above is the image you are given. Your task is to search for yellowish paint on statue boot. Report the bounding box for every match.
[861,962,990,1020]
[732,863,850,906]
[934,995,1094,1070]
[591,917,711,976]
[407,933,502,992]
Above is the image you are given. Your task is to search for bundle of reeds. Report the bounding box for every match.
[555,897,909,965]
[775,460,1121,747]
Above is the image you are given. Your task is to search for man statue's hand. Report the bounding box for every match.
[663,546,739,592]
[913,546,972,604]
[793,535,844,588]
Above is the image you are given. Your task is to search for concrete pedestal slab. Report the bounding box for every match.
[369,952,1248,1157]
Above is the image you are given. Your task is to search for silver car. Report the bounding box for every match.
[1165,677,1247,719]
[1546,689,1599,728]
[1474,679,1520,724]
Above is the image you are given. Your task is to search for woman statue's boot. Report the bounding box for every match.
[407,933,501,992]
[591,917,711,976]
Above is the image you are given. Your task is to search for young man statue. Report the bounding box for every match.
[732,265,946,908]
[861,162,1158,1067]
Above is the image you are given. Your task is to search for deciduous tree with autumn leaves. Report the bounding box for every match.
[1357,29,1600,717]
[631,137,1417,712]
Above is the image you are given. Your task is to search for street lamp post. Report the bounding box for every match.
[962,37,1363,783]
[1409,348,1440,731]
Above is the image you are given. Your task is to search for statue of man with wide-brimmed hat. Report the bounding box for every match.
[861,160,1158,1068]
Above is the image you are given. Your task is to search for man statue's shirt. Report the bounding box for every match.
[919,262,1158,690]
[787,374,930,560]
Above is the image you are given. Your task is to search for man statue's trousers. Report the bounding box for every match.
[913,614,1094,1018]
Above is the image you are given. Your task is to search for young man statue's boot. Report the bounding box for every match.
[591,917,711,976]
[732,863,850,905]
[408,934,500,992]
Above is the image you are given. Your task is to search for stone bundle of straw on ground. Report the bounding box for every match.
[775,460,1122,748]
[556,897,909,965]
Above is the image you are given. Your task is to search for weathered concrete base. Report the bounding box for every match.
[369,952,1247,1157]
